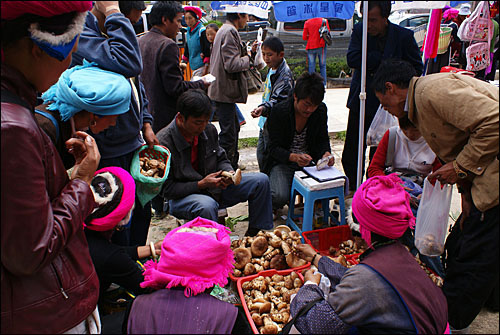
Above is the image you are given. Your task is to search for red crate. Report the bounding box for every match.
[345,253,361,266]
[237,269,306,334]
[303,225,353,256]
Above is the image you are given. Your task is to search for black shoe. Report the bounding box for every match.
[244,227,260,237]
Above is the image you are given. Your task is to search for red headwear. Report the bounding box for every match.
[184,6,203,20]
[1,1,92,20]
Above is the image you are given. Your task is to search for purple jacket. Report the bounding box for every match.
[127,288,237,334]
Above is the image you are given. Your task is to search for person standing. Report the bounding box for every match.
[303,17,330,86]
[372,59,499,333]
[209,11,254,170]
[341,1,423,194]
[71,0,158,247]
[181,6,206,79]
[1,2,101,333]
[139,1,208,134]
[250,36,294,172]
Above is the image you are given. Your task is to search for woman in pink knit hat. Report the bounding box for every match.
[290,175,449,334]
[126,217,239,334]
[84,167,162,302]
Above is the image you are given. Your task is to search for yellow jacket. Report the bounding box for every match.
[408,73,499,212]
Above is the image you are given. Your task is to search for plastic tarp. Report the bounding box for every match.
[272,1,355,21]
[210,1,271,18]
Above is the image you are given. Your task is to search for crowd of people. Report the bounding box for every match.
[1,0,498,334]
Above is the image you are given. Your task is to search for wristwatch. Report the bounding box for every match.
[453,160,468,179]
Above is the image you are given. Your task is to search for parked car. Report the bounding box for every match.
[389,12,431,47]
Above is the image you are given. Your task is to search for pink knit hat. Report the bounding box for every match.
[140,217,234,297]
[352,174,415,246]
[84,166,136,231]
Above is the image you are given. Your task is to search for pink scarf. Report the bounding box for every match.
[352,174,415,246]
[141,217,234,297]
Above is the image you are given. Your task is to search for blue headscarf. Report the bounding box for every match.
[42,60,131,121]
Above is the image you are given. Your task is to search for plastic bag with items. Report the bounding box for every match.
[366,105,398,147]
[414,178,452,257]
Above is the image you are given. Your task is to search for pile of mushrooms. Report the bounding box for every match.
[242,273,303,334]
[414,254,444,287]
[139,157,166,178]
[232,226,306,277]
[328,236,368,257]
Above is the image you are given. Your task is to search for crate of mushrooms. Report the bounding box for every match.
[230,225,310,281]
[237,269,304,334]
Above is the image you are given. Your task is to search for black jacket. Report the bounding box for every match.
[139,27,205,133]
[84,230,146,297]
[157,119,233,200]
[346,22,423,117]
[259,59,295,117]
[263,97,331,174]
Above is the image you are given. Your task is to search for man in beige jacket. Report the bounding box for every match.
[372,59,499,333]
[208,12,253,170]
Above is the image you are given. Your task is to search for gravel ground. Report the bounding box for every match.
[146,138,499,334]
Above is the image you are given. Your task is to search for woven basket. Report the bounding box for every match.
[437,27,453,54]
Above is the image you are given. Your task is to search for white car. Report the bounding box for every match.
[390,12,430,47]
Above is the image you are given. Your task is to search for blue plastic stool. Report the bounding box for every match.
[286,171,346,241]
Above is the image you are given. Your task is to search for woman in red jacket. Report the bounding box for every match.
[368,115,441,178]
[303,17,330,86]
[367,115,441,209]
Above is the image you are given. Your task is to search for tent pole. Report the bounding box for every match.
[356,1,369,189]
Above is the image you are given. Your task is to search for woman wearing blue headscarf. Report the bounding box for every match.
[35,60,132,169]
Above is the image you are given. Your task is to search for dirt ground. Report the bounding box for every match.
[147,138,499,334]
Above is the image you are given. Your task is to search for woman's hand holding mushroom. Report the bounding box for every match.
[303,269,321,285]
[295,244,317,263]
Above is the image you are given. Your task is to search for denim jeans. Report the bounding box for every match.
[169,173,273,230]
[269,163,300,209]
[307,47,327,86]
[213,101,240,170]
[256,128,269,172]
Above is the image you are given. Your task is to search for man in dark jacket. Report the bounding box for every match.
[157,90,273,237]
[139,1,208,133]
[71,0,158,247]
[341,1,423,193]
[264,72,334,210]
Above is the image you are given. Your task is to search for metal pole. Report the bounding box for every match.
[356,1,369,189]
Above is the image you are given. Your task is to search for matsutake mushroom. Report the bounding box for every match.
[234,247,252,270]
[270,254,287,270]
[285,252,307,268]
[251,236,269,257]
[221,169,242,185]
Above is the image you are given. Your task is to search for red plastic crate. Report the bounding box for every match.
[237,269,306,334]
[303,225,353,257]
[345,253,361,266]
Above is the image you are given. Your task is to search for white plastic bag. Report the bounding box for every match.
[254,28,266,70]
[414,178,453,257]
[366,105,398,147]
